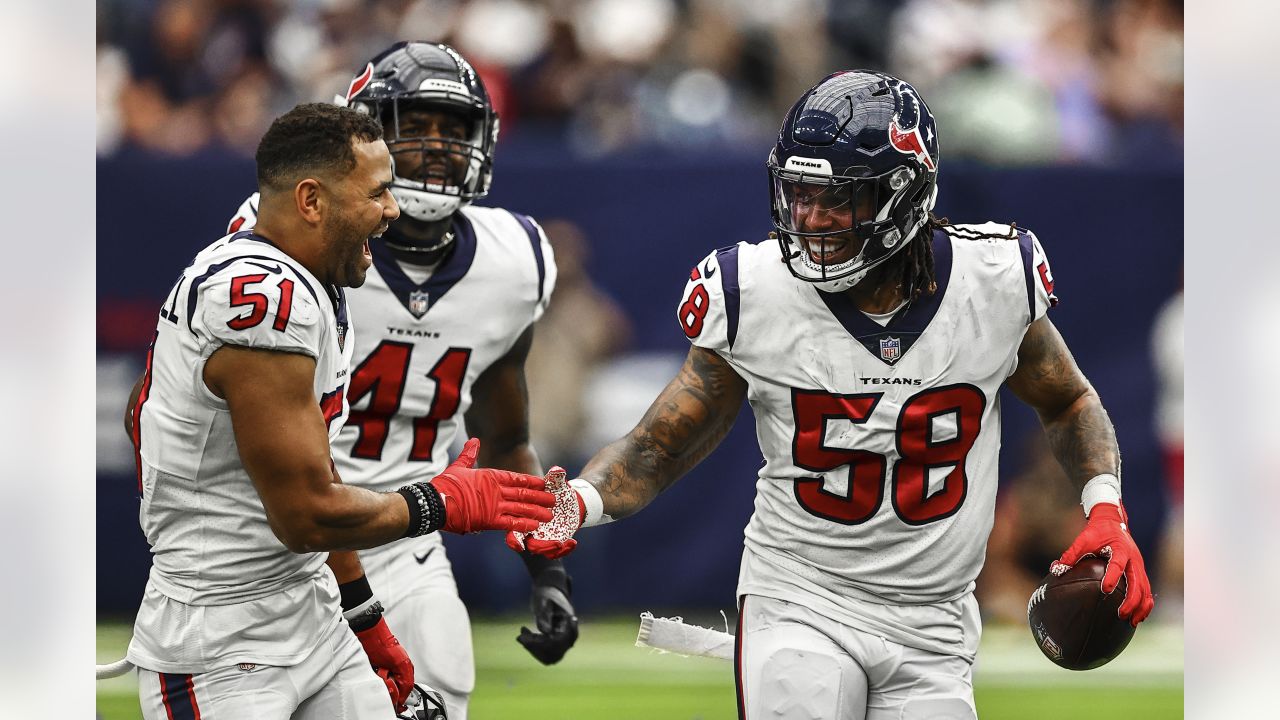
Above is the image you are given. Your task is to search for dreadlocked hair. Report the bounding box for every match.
[865,211,950,302]
[907,217,1022,299]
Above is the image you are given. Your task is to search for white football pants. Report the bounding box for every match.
[735,595,978,720]
[137,618,396,720]
[360,536,476,720]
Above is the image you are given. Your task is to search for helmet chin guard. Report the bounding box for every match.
[391,185,464,223]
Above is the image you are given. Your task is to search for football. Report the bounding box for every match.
[1026,557,1137,670]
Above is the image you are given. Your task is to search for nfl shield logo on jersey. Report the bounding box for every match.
[879,336,902,363]
[409,290,430,318]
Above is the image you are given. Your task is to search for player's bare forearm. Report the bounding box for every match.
[325,550,366,584]
[1007,316,1120,490]
[580,346,746,519]
[206,345,411,552]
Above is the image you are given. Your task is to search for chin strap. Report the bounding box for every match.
[383,230,455,257]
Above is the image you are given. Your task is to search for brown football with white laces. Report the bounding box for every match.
[1026,557,1137,670]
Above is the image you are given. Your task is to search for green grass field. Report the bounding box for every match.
[97,617,1182,719]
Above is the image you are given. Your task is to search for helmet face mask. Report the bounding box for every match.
[342,42,499,242]
[768,71,940,293]
[384,102,487,198]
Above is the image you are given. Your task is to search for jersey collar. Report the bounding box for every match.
[815,228,953,367]
[369,213,478,319]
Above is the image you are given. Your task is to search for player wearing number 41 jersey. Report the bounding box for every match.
[513,71,1156,720]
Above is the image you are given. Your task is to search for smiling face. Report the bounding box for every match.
[321,138,399,287]
[788,182,877,266]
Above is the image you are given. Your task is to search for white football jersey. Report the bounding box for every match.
[679,223,1056,658]
[226,197,556,567]
[332,205,554,492]
[128,231,355,673]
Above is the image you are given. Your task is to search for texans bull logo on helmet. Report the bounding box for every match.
[888,82,936,171]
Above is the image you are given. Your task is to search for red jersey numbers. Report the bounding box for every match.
[791,384,986,526]
[346,341,470,462]
[680,266,712,339]
[410,349,470,461]
[892,385,985,524]
[791,391,886,524]
[1037,261,1055,296]
[226,274,294,332]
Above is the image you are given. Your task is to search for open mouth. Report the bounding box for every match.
[363,225,387,261]
[805,236,856,265]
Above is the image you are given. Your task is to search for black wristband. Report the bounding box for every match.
[397,485,425,538]
[418,481,447,534]
[396,481,447,537]
[338,574,374,611]
[338,575,383,632]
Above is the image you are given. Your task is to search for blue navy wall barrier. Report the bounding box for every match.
[97,149,1182,616]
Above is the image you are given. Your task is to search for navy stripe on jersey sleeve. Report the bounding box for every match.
[1016,229,1036,325]
[509,211,547,302]
[714,244,741,349]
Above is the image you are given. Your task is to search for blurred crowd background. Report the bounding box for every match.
[97,0,1182,165]
[96,0,1183,628]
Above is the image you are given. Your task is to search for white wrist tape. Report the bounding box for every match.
[569,478,614,527]
[1081,473,1122,517]
[342,596,381,624]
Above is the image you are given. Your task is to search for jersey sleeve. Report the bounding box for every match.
[194,259,324,358]
[676,246,738,355]
[226,192,260,234]
[1027,230,1058,322]
[505,211,557,324]
[1016,228,1058,325]
[529,217,557,323]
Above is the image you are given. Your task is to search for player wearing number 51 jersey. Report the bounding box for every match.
[515,71,1156,720]
[124,104,555,720]
[226,42,575,719]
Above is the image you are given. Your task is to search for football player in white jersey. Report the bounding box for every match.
[123,103,555,720]
[226,42,576,719]
[513,71,1157,719]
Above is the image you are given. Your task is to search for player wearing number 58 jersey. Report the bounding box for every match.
[515,71,1156,719]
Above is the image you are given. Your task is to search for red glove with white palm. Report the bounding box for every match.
[1053,502,1155,627]
[506,467,585,559]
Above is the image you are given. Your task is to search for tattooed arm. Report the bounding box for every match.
[1006,311,1153,625]
[579,346,748,519]
[1005,315,1119,490]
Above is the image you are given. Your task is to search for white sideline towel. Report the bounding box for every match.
[635,612,734,661]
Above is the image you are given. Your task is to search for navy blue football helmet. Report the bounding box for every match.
[342,42,498,239]
[768,71,939,292]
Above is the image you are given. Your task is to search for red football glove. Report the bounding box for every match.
[429,438,556,534]
[506,467,586,559]
[353,616,414,713]
[1053,502,1155,627]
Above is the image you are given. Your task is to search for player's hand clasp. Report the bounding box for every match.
[506,467,582,559]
